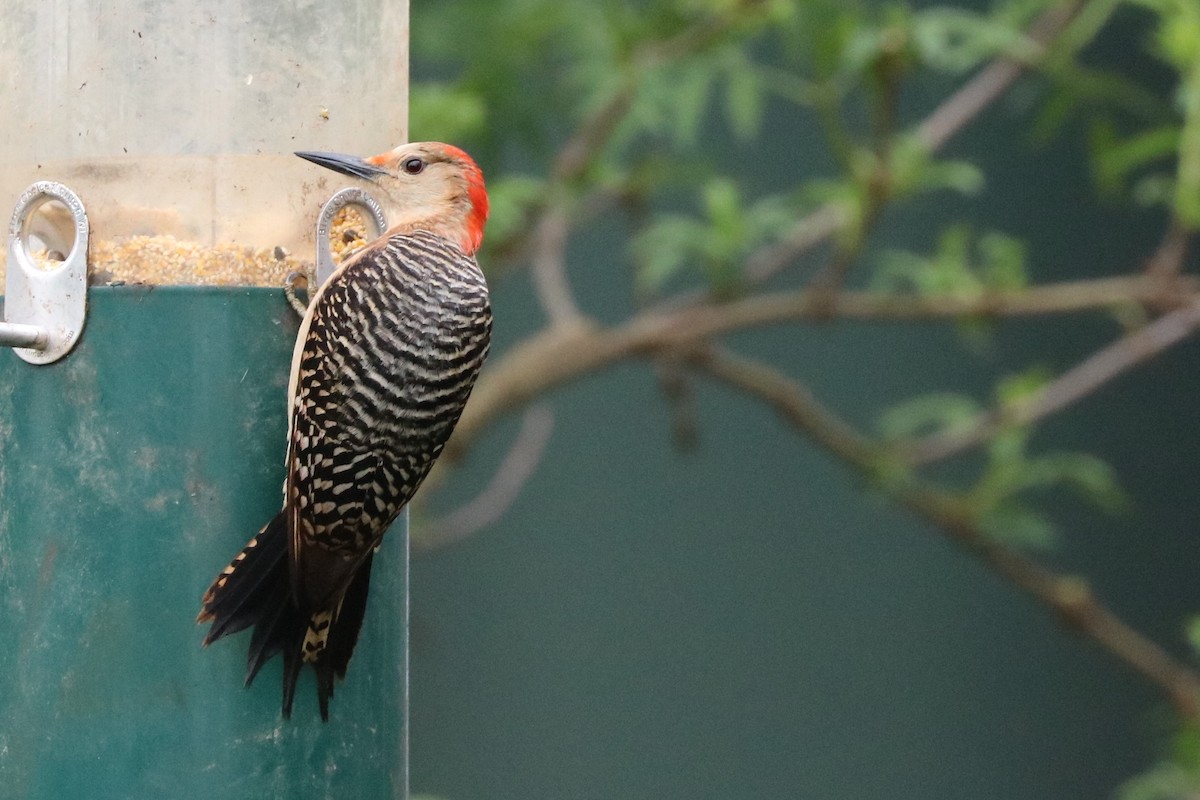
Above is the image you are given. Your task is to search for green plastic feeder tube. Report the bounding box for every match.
[0,287,408,799]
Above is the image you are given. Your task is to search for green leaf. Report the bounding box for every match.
[745,193,801,242]
[1119,719,1200,799]
[1186,615,1200,658]
[1021,452,1129,512]
[874,225,1027,299]
[1175,68,1200,228]
[977,501,1059,549]
[805,5,863,80]
[702,178,743,234]
[1173,724,1200,771]
[889,136,984,198]
[840,6,914,79]
[1091,122,1181,196]
[724,61,766,140]
[885,136,926,197]
[632,179,799,300]
[801,176,861,209]
[983,424,1029,477]
[632,215,705,298]
[995,367,1051,411]
[977,232,1027,290]
[667,63,719,146]
[877,392,982,442]
[921,159,986,196]
[873,224,980,296]
[872,250,929,292]
[1119,761,1200,800]
[701,178,747,272]
[1133,174,1176,207]
[1030,87,1081,144]
[1154,2,1200,69]
[910,7,1029,73]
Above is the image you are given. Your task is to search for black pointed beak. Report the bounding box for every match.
[294,150,389,180]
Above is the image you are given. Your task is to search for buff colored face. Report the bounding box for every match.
[295,142,488,254]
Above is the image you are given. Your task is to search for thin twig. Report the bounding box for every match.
[687,346,877,465]
[1144,220,1191,280]
[531,207,583,325]
[803,27,908,300]
[743,204,848,285]
[690,346,1200,720]
[654,353,702,451]
[908,298,1200,464]
[908,484,1200,720]
[916,0,1084,151]
[418,404,556,552]
[671,275,1194,335]
[552,83,637,184]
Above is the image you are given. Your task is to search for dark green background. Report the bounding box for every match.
[407,7,1197,800]
[0,6,1189,797]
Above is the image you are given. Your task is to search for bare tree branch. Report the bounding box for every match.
[427,0,1200,729]
[448,273,1197,461]
[908,484,1200,721]
[1144,221,1191,280]
[689,346,1200,721]
[418,404,556,552]
[742,204,848,286]
[687,345,877,465]
[654,353,703,451]
[907,298,1200,464]
[531,207,583,326]
[916,0,1084,151]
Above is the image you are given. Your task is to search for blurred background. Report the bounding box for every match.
[402,1,1200,798]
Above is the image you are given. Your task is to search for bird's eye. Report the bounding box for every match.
[402,157,425,175]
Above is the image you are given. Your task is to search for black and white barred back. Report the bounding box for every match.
[199,229,491,719]
[289,230,492,594]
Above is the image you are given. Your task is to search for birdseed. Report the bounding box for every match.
[0,205,372,288]
[328,205,370,265]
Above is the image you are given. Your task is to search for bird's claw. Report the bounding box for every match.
[285,271,311,316]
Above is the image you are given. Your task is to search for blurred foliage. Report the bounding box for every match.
[878,391,983,441]
[409,0,1200,794]
[879,369,1127,550]
[874,224,1027,296]
[972,425,1128,548]
[632,177,797,297]
[1119,724,1200,800]
[411,0,1047,282]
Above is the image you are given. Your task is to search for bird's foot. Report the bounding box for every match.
[285,271,311,316]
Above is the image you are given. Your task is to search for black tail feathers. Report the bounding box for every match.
[198,512,376,721]
[198,512,290,647]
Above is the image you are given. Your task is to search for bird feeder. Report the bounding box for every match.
[0,4,411,798]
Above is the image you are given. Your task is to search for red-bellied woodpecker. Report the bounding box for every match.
[197,142,491,720]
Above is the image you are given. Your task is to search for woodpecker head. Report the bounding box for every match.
[296,142,489,255]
